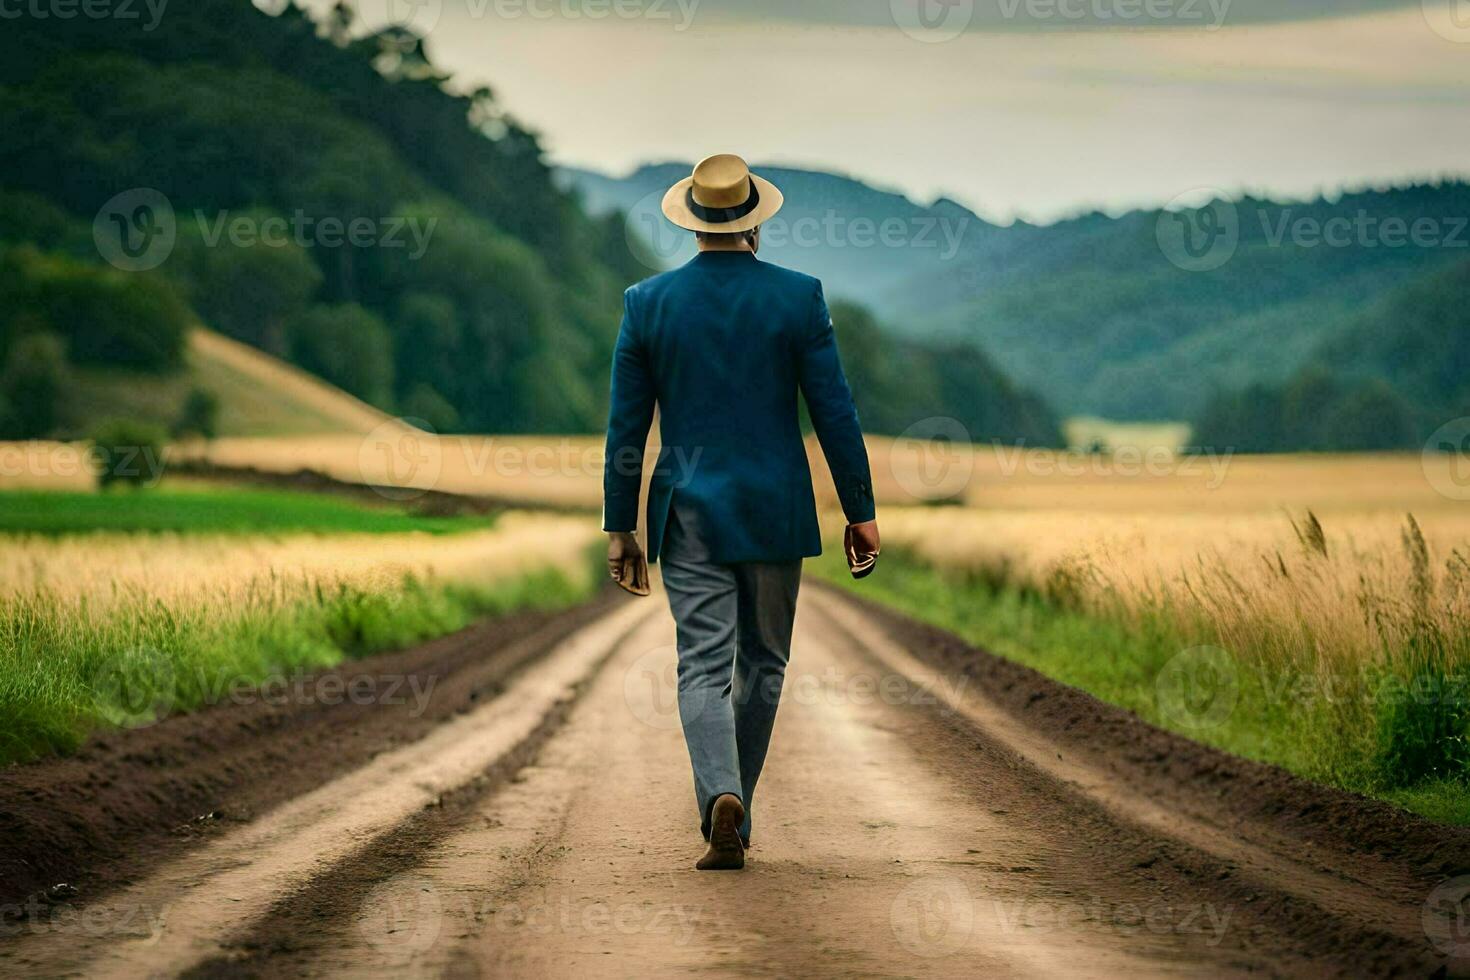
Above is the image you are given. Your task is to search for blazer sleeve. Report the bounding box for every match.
[796,282,876,525]
[602,288,656,533]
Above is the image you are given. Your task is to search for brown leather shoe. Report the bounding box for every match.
[696,794,746,871]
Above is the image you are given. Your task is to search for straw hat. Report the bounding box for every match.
[661,154,784,233]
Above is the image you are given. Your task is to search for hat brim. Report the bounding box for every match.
[660,173,783,233]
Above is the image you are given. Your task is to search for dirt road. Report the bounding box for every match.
[2,585,1465,977]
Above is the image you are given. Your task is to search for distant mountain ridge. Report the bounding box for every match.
[564,163,1469,423]
[557,162,1000,312]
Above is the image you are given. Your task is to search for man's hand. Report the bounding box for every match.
[607,531,651,596]
[844,520,880,579]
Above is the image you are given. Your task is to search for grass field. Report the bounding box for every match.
[817,500,1470,823]
[0,492,601,765]
[0,487,496,537]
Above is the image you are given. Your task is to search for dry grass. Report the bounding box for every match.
[0,512,596,611]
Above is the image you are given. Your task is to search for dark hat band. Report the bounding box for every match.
[687,181,761,224]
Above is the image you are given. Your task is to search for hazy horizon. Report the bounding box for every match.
[302,1,1470,222]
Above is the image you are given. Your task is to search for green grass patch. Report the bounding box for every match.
[814,548,1470,825]
[0,487,495,537]
[0,565,595,767]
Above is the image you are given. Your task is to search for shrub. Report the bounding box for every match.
[172,386,220,440]
[92,419,168,489]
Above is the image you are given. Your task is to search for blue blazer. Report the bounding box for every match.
[602,250,875,564]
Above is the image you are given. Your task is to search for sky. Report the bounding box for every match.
[304,0,1470,222]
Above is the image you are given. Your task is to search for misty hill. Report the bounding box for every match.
[558,162,1000,312]
[568,165,1468,425]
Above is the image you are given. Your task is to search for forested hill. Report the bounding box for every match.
[572,164,1469,427]
[0,0,1061,447]
[0,0,646,434]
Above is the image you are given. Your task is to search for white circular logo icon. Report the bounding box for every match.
[358,875,444,961]
[1423,0,1470,43]
[357,419,442,501]
[251,0,289,14]
[359,0,443,36]
[94,188,176,272]
[1425,875,1470,959]
[623,644,688,730]
[890,416,974,503]
[891,0,975,42]
[1156,646,1239,731]
[91,647,175,729]
[1423,418,1470,501]
[1156,189,1238,272]
[624,188,691,273]
[890,877,974,957]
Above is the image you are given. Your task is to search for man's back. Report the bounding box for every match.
[602,250,875,564]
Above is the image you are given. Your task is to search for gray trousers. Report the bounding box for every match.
[659,505,802,844]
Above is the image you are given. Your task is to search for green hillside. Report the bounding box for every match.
[1193,259,1470,452]
[0,4,1060,447]
[0,1,642,436]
